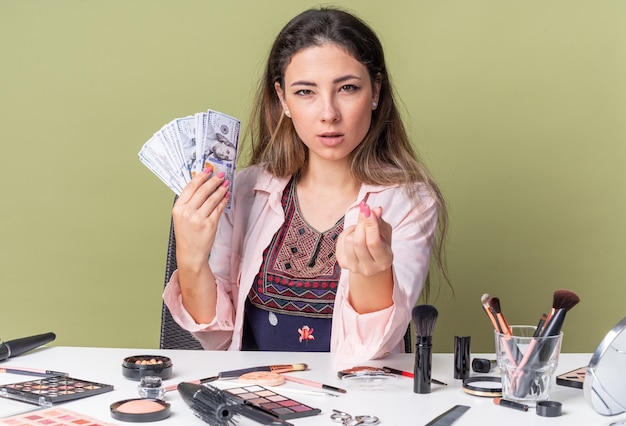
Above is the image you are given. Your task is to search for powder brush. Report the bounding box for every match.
[412,304,438,394]
[541,289,581,337]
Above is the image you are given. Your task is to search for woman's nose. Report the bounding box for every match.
[320,97,340,122]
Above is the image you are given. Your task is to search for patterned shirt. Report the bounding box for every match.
[242,178,343,351]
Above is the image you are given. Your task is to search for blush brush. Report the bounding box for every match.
[541,289,581,337]
[412,304,438,394]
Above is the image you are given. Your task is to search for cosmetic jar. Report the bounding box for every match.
[536,400,562,417]
[122,355,173,381]
[138,375,166,399]
[110,398,170,422]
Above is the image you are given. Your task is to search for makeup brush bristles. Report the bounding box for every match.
[291,363,308,371]
[552,289,580,312]
[412,304,439,338]
[489,296,512,335]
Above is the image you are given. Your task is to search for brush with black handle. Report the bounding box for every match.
[412,304,439,394]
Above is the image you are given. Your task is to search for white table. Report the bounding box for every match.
[0,347,621,425]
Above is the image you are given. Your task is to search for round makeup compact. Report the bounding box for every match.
[122,355,173,381]
[337,366,385,378]
[462,376,503,397]
[110,398,170,422]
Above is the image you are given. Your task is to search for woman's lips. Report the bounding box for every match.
[318,132,344,146]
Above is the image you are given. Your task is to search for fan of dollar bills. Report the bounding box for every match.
[139,109,240,204]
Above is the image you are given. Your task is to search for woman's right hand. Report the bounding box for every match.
[172,168,230,270]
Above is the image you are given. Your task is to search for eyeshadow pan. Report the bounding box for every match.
[267,394,286,402]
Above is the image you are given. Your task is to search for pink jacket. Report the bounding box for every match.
[163,165,437,370]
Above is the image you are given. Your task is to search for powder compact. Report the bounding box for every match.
[337,366,396,390]
[461,376,503,397]
[110,398,171,422]
[0,376,114,406]
[122,355,173,381]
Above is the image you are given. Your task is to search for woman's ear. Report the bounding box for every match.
[274,81,288,111]
[372,74,382,108]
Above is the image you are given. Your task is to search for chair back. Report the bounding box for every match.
[160,212,203,350]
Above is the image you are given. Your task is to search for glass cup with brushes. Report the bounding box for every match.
[490,289,580,406]
[495,325,563,406]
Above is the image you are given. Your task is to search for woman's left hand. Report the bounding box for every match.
[336,202,393,276]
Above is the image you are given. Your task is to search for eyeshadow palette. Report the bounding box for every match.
[0,376,113,406]
[223,385,321,420]
[0,407,115,425]
[556,366,586,389]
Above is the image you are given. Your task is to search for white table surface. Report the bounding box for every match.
[0,347,622,425]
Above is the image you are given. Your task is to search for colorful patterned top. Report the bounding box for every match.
[242,178,343,351]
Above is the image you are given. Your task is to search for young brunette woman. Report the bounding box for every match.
[163,7,448,369]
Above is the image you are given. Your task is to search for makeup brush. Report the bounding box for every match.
[480,293,503,333]
[532,313,548,338]
[217,363,307,379]
[488,297,512,336]
[485,295,522,364]
[412,304,438,394]
[541,289,581,337]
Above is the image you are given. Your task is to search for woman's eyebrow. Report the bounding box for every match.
[289,74,362,87]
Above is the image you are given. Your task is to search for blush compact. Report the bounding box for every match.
[122,355,173,381]
[110,398,170,422]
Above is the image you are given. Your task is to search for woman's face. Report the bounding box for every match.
[275,43,380,166]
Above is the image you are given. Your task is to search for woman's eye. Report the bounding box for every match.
[295,89,313,96]
[340,84,359,93]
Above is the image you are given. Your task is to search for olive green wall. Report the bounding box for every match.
[1,1,624,354]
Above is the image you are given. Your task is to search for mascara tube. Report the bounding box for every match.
[0,332,56,361]
[414,335,433,394]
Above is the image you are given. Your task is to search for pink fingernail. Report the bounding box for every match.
[222,180,230,188]
[224,191,231,199]
[203,167,212,174]
[217,171,225,178]
[360,201,371,218]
